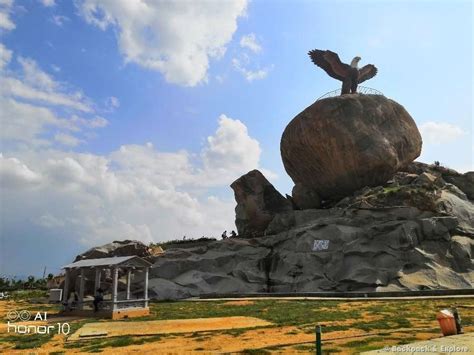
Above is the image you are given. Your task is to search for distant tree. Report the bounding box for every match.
[0,277,9,290]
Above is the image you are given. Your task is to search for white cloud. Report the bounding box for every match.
[232,57,273,82]
[36,214,65,228]
[420,121,466,144]
[0,77,91,111]
[202,114,260,176]
[0,56,93,112]
[50,15,69,27]
[0,0,15,31]
[71,115,108,129]
[18,56,58,91]
[0,45,106,147]
[39,0,55,6]
[0,153,42,189]
[0,42,12,70]
[1,114,268,247]
[105,96,120,112]
[240,33,261,53]
[77,0,248,86]
[54,132,83,147]
[0,97,60,145]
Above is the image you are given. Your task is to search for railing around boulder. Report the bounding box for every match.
[316,86,383,101]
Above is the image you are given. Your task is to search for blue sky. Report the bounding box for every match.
[0,0,472,277]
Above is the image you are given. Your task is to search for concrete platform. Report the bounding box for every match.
[67,316,272,341]
[362,332,473,354]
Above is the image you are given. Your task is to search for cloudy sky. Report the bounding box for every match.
[0,0,472,277]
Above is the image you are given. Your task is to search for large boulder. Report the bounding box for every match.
[231,170,293,237]
[281,94,422,200]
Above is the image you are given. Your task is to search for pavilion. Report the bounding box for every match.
[61,256,152,319]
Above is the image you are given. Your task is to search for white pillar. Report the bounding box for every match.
[94,269,101,291]
[144,267,149,308]
[112,267,118,311]
[63,269,70,303]
[78,269,85,310]
[126,269,131,300]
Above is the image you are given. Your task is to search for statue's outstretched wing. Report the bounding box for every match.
[308,49,349,81]
[358,64,377,83]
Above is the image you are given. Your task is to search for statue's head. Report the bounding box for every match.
[350,56,361,68]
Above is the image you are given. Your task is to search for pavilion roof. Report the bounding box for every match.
[62,256,152,269]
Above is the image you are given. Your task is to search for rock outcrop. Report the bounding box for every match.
[146,164,473,299]
[281,95,422,200]
[230,170,293,237]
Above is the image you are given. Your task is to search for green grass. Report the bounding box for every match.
[0,332,54,349]
[240,349,271,354]
[4,297,472,353]
[64,334,166,352]
[345,336,385,347]
[148,299,361,326]
[7,289,49,301]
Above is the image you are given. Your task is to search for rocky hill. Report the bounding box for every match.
[146,161,473,299]
[71,95,473,299]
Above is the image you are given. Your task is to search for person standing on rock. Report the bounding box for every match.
[221,231,227,239]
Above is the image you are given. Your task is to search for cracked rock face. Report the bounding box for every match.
[230,169,293,237]
[280,95,422,199]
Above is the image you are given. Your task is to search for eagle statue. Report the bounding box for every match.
[308,49,377,95]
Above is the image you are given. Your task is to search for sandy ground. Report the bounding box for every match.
[68,316,272,340]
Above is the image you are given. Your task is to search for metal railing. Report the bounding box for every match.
[62,298,148,311]
[316,86,384,101]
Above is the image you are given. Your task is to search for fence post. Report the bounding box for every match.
[316,324,322,355]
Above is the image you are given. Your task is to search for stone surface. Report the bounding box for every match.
[404,162,474,200]
[414,172,440,187]
[74,240,152,261]
[280,94,422,199]
[292,183,321,210]
[443,172,474,200]
[147,198,472,300]
[230,169,293,237]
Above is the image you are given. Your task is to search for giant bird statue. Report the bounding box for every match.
[308,49,377,95]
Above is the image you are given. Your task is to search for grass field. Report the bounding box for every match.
[0,293,473,353]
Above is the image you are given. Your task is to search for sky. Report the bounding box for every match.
[0,0,472,278]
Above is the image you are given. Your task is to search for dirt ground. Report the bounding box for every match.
[1,297,473,354]
[68,316,272,340]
